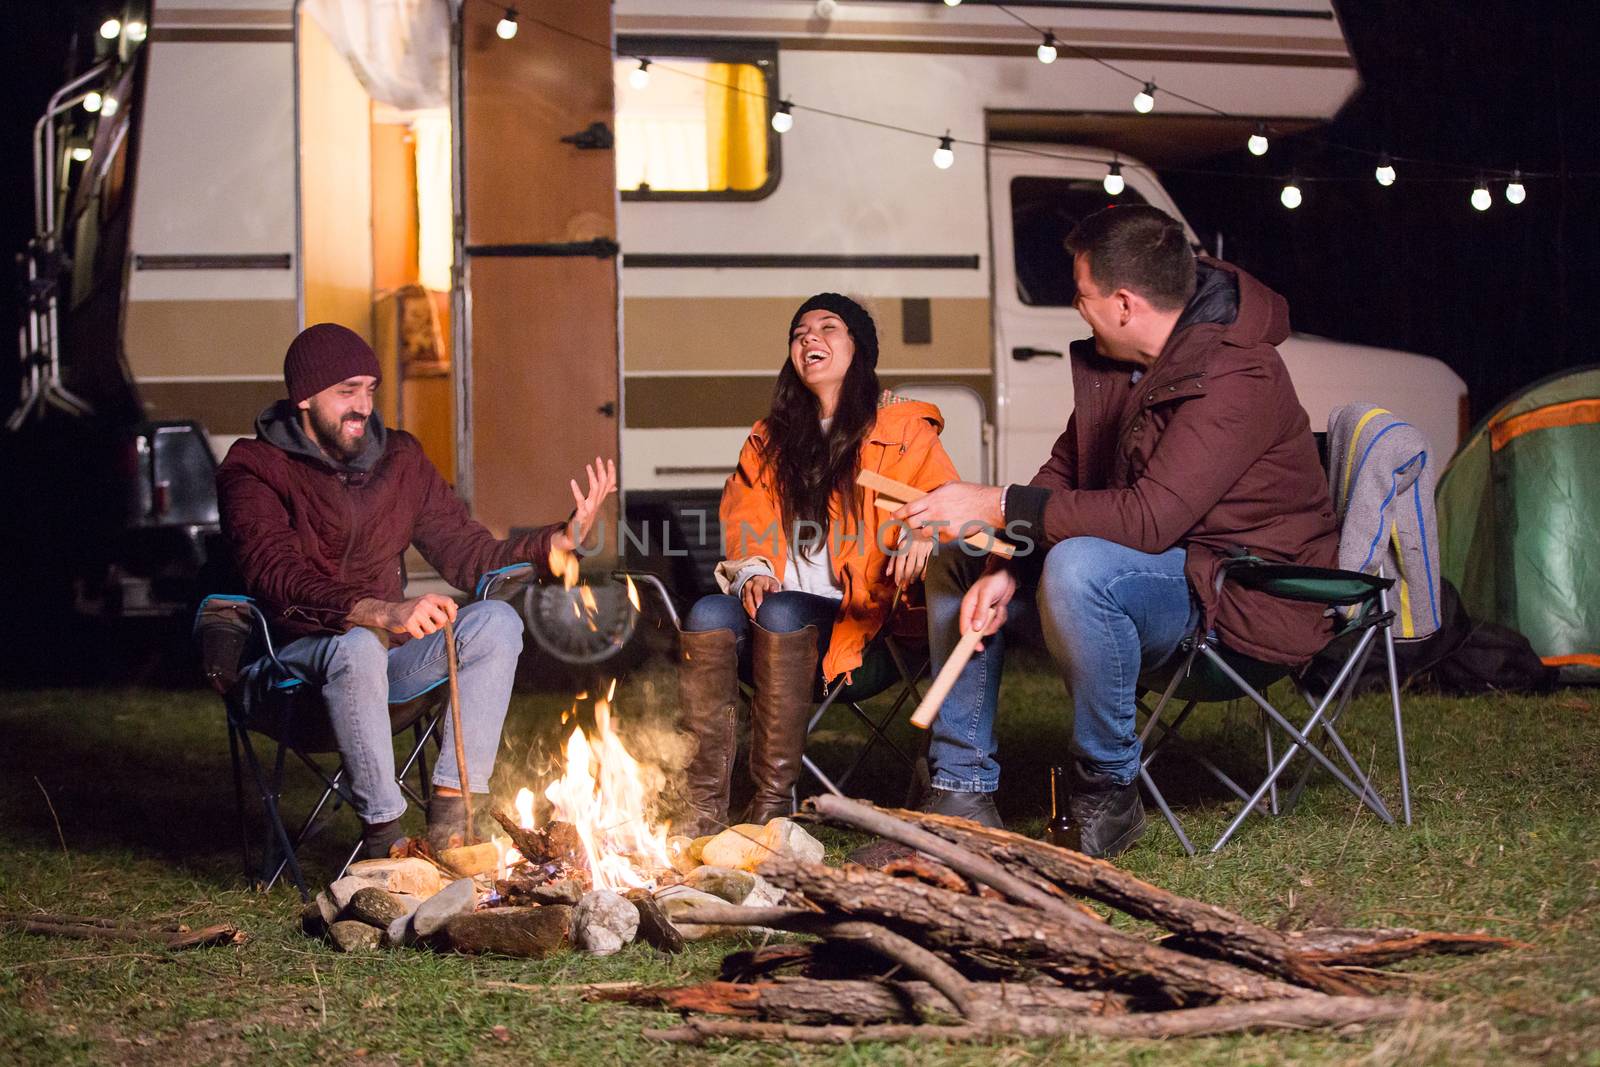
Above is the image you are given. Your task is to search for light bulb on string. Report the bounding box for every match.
[83,91,102,113]
[1037,32,1058,64]
[945,0,962,6]
[629,59,652,90]
[1470,179,1491,212]
[771,99,794,134]
[932,132,955,170]
[1280,177,1302,210]
[126,20,147,42]
[1247,123,1268,156]
[70,146,92,163]
[1103,161,1124,196]
[495,8,518,39]
[99,18,121,40]
[101,95,119,117]
[1133,82,1156,114]
[1374,152,1396,186]
[1505,170,1526,205]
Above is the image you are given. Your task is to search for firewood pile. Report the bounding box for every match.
[606,795,1521,1046]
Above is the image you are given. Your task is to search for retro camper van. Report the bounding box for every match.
[20,0,1466,618]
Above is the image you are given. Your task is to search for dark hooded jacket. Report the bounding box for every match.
[1005,256,1339,666]
[216,402,560,643]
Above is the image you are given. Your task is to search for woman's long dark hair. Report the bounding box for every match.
[762,340,880,534]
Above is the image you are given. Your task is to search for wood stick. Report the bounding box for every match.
[643,994,1416,1045]
[5,919,246,950]
[1283,927,1527,967]
[860,470,1016,559]
[606,977,1124,1025]
[442,616,474,844]
[806,794,1091,930]
[670,902,979,1020]
[910,612,991,728]
[756,856,1310,1006]
[889,806,1369,996]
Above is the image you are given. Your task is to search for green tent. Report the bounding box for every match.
[1437,366,1600,684]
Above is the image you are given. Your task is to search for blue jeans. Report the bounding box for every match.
[248,599,524,822]
[684,590,836,682]
[925,537,1199,791]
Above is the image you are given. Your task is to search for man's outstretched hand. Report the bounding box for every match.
[893,481,1004,541]
[551,456,618,554]
[348,593,458,639]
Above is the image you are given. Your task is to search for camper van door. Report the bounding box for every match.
[987,145,1191,485]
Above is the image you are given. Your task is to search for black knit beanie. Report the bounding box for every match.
[283,323,382,404]
[789,293,878,369]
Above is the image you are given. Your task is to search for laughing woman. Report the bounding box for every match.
[676,293,960,836]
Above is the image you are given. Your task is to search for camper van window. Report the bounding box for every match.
[613,45,779,201]
[1011,176,1148,307]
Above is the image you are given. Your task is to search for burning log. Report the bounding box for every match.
[492,809,584,869]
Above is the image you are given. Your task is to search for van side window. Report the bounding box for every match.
[615,40,780,201]
[1011,176,1148,306]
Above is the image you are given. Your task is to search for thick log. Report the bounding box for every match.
[1283,927,1526,967]
[886,805,1367,995]
[607,977,1125,1025]
[752,859,1309,1007]
[643,994,1416,1044]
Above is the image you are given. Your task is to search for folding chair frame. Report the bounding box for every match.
[1136,563,1413,855]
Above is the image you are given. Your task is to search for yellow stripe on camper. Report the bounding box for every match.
[1340,406,1392,512]
[1390,521,1415,638]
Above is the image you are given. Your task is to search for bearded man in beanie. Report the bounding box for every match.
[891,206,1338,857]
[217,323,615,857]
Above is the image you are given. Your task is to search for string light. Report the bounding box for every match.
[1133,82,1156,114]
[1470,179,1491,212]
[1037,32,1057,64]
[629,59,651,90]
[70,146,92,163]
[126,20,147,42]
[1247,123,1268,157]
[932,132,955,170]
[814,0,838,17]
[101,95,119,117]
[1103,161,1124,196]
[771,99,794,134]
[1505,170,1526,205]
[1280,176,1303,210]
[1374,152,1396,186]
[495,7,518,39]
[99,18,121,40]
[945,0,963,6]
[83,91,102,113]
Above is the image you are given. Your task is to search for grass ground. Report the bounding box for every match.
[2,647,1597,1065]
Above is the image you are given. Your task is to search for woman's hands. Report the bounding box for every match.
[888,531,936,590]
[551,457,617,554]
[741,574,781,618]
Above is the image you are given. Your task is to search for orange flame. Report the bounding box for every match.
[625,574,641,613]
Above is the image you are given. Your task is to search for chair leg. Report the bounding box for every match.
[796,686,848,806]
[1206,634,1394,852]
[1137,767,1194,856]
[236,731,311,901]
[228,721,252,888]
[1381,613,1413,825]
[1261,709,1279,815]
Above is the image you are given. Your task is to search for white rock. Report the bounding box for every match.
[572,890,639,956]
[652,884,778,942]
[384,913,414,948]
[344,857,444,898]
[762,819,825,867]
[328,876,371,913]
[411,877,477,939]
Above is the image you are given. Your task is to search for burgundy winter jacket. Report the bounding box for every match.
[217,402,560,643]
[1004,257,1340,667]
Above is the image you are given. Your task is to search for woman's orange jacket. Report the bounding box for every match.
[719,398,960,683]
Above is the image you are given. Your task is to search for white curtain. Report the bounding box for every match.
[412,111,454,292]
[302,0,450,111]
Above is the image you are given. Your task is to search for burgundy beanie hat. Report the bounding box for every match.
[283,323,381,404]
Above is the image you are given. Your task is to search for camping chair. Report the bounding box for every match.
[617,571,929,808]
[194,564,534,900]
[1134,554,1411,855]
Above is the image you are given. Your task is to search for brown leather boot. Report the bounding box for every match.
[743,621,819,824]
[676,627,740,838]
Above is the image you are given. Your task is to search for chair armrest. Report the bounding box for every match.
[475,562,536,601]
[612,570,683,632]
[1218,557,1393,607]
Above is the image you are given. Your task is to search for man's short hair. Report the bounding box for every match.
[1066,205,1196,311]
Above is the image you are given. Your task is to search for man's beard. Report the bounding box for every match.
[308,407,368,463]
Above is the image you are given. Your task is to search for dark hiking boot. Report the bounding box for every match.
[846,786,1002,868]
[742,621,819,825]
[677,627,740,838]
[1057,759,1146,858]
[362,817,407,860]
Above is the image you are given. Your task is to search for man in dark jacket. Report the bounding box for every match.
[895,206,1338,857]
[217,323,614,857]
